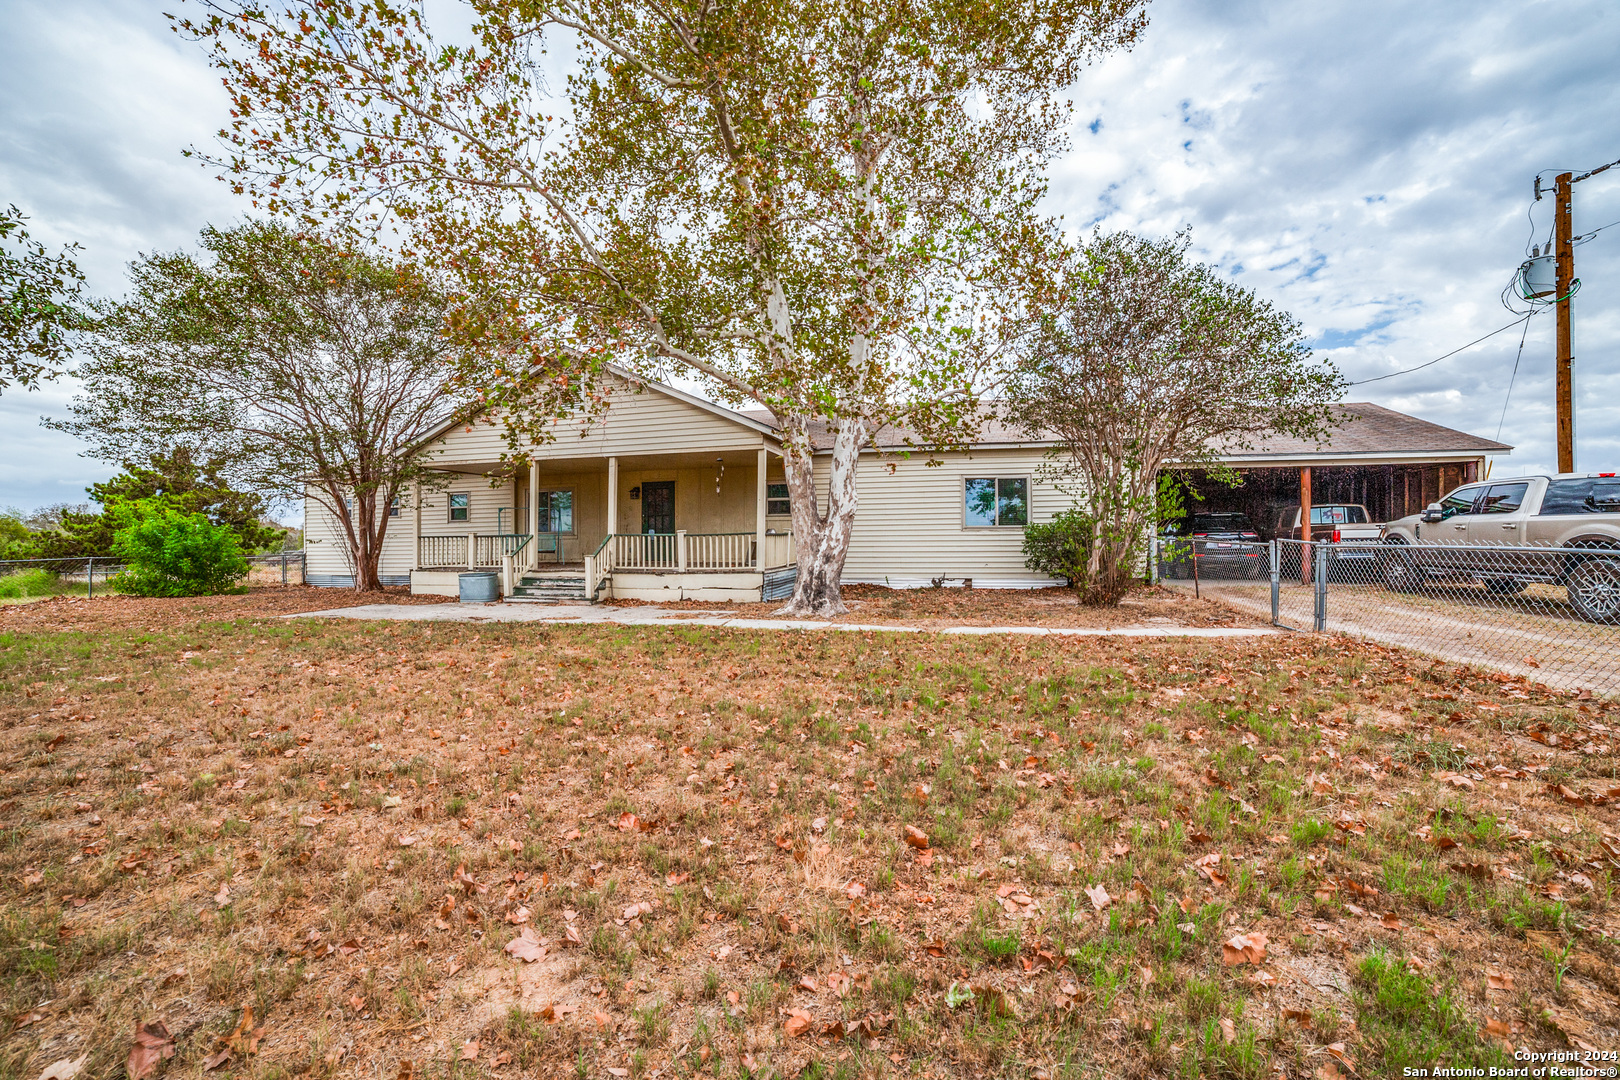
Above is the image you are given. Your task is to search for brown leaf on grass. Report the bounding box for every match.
[784,1010,813,1037]
[459,1042,478,1062]
[924,939,947,957]
[504,927,546,963]
[592,1011,613,1030]
[1246,969,1276,988]
[37,1056,87,1080]
[845,881,866,899]
[1219,1017,1236,1044]
[453,865,487,895]
[395,1061,412,1080]
[1555,784,1587,806]
[1333,815,1366,837]
[1282,1009,1312,1027]
[1433,771,1475,790]
[126,1022,175,1080]
[562,923,582,947]
[203,1004,266,1069]
[1221,932,1268,966]
[505,906,531,925]
[903,825,929,850]
[666,871,690,886]
[1324,1043,1356,1070]
[213,882,230,907]
[1086,884,1111,910]
[1486,972,1515,992]
[22,867,44,887]
[1315,1065,1343,1080]
[972,985,1016,1018]
[1380,912,1404,930]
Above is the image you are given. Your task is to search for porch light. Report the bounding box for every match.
[629,485,641,500]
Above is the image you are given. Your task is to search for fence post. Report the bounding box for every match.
[281,553,288,586]
[1313,542,1328,632]
[87,557,94,600]
[1270,540,1280,625]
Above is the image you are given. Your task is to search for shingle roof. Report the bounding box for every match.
[734,401,1511,459]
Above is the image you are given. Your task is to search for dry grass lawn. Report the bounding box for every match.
[3,589,1620,1080]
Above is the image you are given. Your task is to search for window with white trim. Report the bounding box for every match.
[448,492,470,523]
[767,483,791,516]
[538,489,574,533]
[964,477,1028,527]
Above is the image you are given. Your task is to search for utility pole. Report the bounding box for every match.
[1535,155,1619,474]
[1554,172,1574,473]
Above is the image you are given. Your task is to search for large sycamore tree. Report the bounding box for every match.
[177,0,1148,615]
[55,222,466,592]
[1009,231,1346,605]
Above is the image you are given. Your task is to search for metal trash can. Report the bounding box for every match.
[458,571,500,603]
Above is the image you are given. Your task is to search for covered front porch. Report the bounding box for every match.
[407,448,797,603]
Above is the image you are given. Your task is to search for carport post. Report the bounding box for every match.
[1299,466,1313,585]
[1313,543,1328,632]
[1269,540,1280,624]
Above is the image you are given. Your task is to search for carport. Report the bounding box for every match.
[1171,403,1512,534]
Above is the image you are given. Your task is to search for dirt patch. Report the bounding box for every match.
[0,585,449,634]
[606,582,1264,629]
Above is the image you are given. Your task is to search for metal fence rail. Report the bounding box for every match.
[1153,536,1620,696]
[0,552,307,596]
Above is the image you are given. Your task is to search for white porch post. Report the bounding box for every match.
[467,531,476,570]
[411,481,422,570]
[528,460,540,570]
[756,445,768,569]
[676,529,687,571]
[607,456,619,539]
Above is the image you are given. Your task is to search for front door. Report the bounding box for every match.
[641,481,675,534]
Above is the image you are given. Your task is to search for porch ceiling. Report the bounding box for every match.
[428,448,776,476]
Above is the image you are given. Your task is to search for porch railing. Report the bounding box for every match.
[419,533,533,569]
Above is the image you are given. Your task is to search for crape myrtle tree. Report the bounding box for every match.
[175,0,1148,616]
[1,205,86,395]
[1008,231,1345,606]
[52,222,469,592]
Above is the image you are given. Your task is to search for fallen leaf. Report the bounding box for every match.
[504,927,546,963]
[126,1022,176,1080]
[845,881,866,900]
[1221,932,1268,967]
[459,1041,478,1062]
[213,883,230,907]
[784,1010,813,1037]
[1282,1008,1313,1028]
[1247,969,1277,988]
[592,1011,613,1030]
[1085,884,1111,910]
[37,1056,87,1080]
[1487,972,1515,992]
[1325,1042,1356,1071]
[903,825,929,850]
[1219,1017,1236,1044]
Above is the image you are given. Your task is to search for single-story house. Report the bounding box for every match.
[303,376,1511,601]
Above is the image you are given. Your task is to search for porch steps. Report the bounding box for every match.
[505,573,589,604]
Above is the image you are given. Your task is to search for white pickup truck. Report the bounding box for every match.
[1378,473,1620,623]
[1271,503,1383,574]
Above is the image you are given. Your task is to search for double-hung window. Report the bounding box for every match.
[538,490,574,533]
[964,477,1029,528]
[448,493,470,523]
[767,483,791,516]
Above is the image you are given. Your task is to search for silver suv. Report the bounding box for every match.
[1379,473,1620,623]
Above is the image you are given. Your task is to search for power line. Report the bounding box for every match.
[1496,315,1534,442]
[1348,313,1535,386]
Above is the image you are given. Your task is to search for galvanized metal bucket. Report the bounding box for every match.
[458,571,500,603]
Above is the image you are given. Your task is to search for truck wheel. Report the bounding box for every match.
[1484,579,1527,596]
[1380,540,1424,592]
[1567,558,1620,624]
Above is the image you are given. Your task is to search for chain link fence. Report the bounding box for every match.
[0,552,306,599]
[1153,536,1620,697]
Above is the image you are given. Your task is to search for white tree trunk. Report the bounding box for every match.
[778,416,866,617]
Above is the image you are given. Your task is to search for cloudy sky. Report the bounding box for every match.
[2,0,1617,516]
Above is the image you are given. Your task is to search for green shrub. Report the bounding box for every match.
[1021,509,1095,586]
[0,568,63,599]
[111,506,248,596]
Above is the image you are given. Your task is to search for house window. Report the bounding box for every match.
[767,483,791,516]
[964,477,1028,527]
[448,492,470,523]
[388,496,401,518]
[538,489,574,533]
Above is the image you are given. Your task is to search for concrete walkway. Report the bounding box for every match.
[288,602,1278,638]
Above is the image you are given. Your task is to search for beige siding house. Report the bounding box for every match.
[304,376,1508,601]
[303,374,1068,599]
